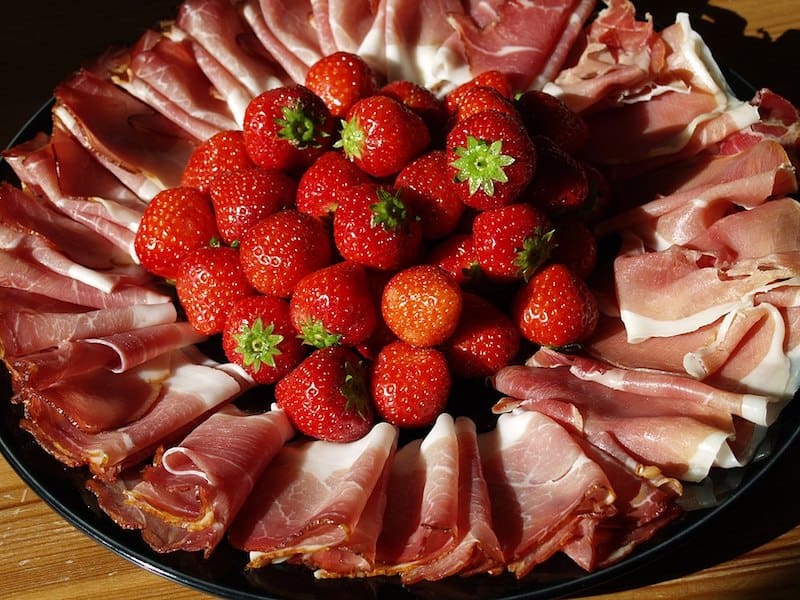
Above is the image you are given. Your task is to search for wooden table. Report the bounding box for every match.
[2,1,800,598]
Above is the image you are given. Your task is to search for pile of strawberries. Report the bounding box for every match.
[133,52,607,443]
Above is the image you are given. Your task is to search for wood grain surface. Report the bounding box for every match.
[2,2,800,599]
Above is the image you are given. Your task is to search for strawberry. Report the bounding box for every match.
[381,264,462,347]
[370,340,451,428]
[181,130,256,194]
[333,183,422,270]
[290,261,378,348]
[208,167,297,245]
[445,70,514,116]
[395,150,465,240]
[446,110,536,210]
[579,163,611,222]
[511,262,599,347]
[305,51,378,118]
[472,203,554,283]
[550,218,598,280]
[515,90,589,155]
[175,244,256,335]
[239,209,332,297]
[427,233,482,288]
[377,80,447,139]
[442,293,520,378]
[222,294,306,384]
[134,186,219,280]
[447,85,518,124]
[526,135,589,216]
[295,150,372,220]
[337,95,431,177]
[275,346,374,442]
[243,85,335,173]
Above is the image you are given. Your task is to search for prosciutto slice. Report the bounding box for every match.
[228,422,398,566]
[311,0,386,73]
[87,406,294,557]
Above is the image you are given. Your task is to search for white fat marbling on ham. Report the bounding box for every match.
[478,411,615,578]
[229,422,398,565]
[87,406,294,557]
[311,0,386,73]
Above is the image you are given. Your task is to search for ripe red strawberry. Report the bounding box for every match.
[377,80,448,138]
[550,218,598,280]
[275,346,374,442]
[175,244,256,335]
[395,150,465,240]
[370,340,451,428]
[443,293,520,378]
[447,85,518,124]
[305,51,378,118]
[333,183,422,270]
[181,130,256,193]
[427,233,482,287]
[516,90,589,155]
[290,261,378,348]
[445,70,514,115]
[223,294,306,384]
[338,95,431,177]
[511,262,599,347]
[526,135,589,216]
[208,167,297,245]
[243,85,336,173]
[381,264,462,347]
[295,151,372,219]
[472,203,554,283]
[239,209,332,297]
[446,110,536,210]
[134,187,219,280]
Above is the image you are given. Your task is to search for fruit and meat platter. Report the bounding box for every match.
[2,0,800,593]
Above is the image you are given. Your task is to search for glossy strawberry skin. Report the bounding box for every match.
[209,167,297,245]
[181,130,256,194]
[377,80,448,139]
[239,209,332,298]
[134,187,219,280]
[243,85,336,174]
[222,294,306,385]
[275,346,374,442]
[175,245,256,336]
[305,51,378,119]
[338,95,431,177]
[447,85,518,125]
[427,233,482,287]
[370,340,451,428]
[295,151,372,220]
[445,70,514,115]
[511,262,599,347]
[290,261,378,348]
[333,183,422,271]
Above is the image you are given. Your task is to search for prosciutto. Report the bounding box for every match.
[311,0,386,72]
[87,406,294,557]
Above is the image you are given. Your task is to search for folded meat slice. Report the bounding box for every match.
[478,411,615,579]
[87,406,294,557]
[228,422,398,566]
[311,0,385,72]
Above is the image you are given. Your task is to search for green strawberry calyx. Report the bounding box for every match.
[299,318,343,349]
[514,228,555,281]
[232,317,284,372]
[340,361,370,421]
[451,135,515,196]
[336,115,365,161]
[275,102,327,149]
[370,187,410,232]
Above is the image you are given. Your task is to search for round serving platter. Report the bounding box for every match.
[2,76,800,600]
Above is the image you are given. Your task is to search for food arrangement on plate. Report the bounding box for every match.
[1,0,800,595]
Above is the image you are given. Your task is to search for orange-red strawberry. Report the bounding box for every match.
[446,110,536,210]
[516,90,589,155]
[295,150,372,220]
[511,262,599,347]
[181,130,256,193]
[175,244,256,335]
[290,261,378,349]
[447,85,518,125]
[370,340,451,428]
[377,80,447,139]
[275,346,374,442]
[526,135,589,216]
[134,186,219,280]
[443,293,520,378]
[427,233,482,287]
[239,209,332,297]
[550,218,598,280]
[395,150,465,240]
[305,51,378,118]
[243,85,335,173]
[381,264,462,347]
[472,203,554,283]
[222,294,306,384]
[209,167,297,245]
[338,95,431,177]
[333,183,422,270]
[445,70,514,115]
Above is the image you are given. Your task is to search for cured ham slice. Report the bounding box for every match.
[228,422,398,566]
[310,0,386,72]
[87,406,294,557]
[477,411,615,578]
